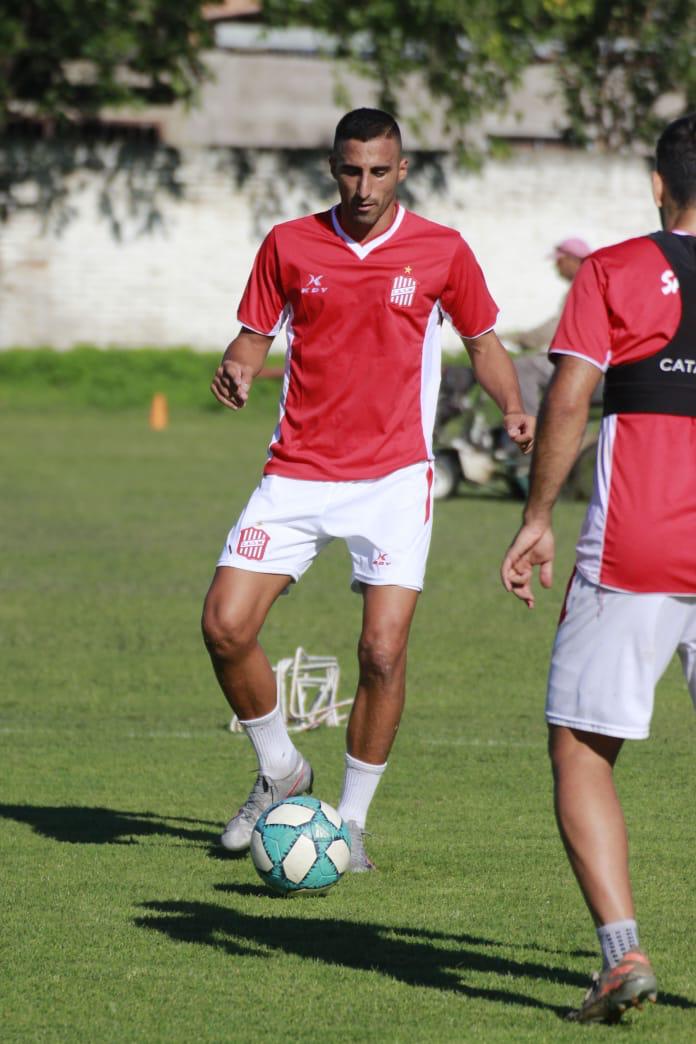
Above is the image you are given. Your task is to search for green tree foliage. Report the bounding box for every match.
[551,0,696,148]
[0,0,212,128]
[263,0,542,157]
[262,0,696,151]
[2,1,691,150]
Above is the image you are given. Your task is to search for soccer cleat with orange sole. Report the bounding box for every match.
[566,949,658,1024]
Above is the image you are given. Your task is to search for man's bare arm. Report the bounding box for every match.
[464,329,535,453]
[501,354,602,607]
[525,355,602,521]
[211,327,275,410]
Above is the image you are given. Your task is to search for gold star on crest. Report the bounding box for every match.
[404,265,412,274]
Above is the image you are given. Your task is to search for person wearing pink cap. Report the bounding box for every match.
[513,237,592,415]
[515,237,592,353]
[555,236,593,259]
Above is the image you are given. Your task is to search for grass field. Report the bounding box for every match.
[2,375,695,1041]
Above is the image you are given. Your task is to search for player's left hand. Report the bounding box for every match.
[501,520,554,609]
[503,412,535,454]
[211,359,254,410]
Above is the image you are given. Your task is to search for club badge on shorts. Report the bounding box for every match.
[236,526,270,561]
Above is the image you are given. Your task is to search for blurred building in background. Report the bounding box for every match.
[0,2,663,350]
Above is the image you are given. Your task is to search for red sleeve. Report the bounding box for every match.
[439,236,499,338]
[237,228,288,335]
[550,257,611,370]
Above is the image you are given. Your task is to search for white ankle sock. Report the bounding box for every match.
[337,752,387,829]
[597,919,640,969]
[239,703,300,779]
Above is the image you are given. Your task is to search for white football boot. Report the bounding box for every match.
[346,819,376,872]
[220,756,314,852]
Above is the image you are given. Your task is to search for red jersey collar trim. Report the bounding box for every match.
[330,204,405,260]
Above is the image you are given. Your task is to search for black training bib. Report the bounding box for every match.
[603,232,696,417]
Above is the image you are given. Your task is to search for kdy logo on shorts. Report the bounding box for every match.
[236,526,270,560]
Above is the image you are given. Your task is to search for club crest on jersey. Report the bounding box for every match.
[236,526,270,561]
[390,274,417,307]
[302,274,328,294]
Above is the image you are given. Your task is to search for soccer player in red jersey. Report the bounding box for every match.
[502,112,696,1022]
[203,108,534,870]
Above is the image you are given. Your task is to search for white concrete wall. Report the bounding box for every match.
[0,143,657,352]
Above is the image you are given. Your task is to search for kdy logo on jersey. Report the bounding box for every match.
[302,274,328,295]
[390,273,417,308]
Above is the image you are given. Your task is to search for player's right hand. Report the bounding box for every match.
[211,359,254,410]
[503,411,536,454]
[501,521,555,609]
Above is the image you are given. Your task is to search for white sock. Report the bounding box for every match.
[239,703,300,779]
[337,752,387,829]
[597,919,640,969]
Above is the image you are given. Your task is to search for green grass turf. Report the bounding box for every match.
[1,394,695,1042]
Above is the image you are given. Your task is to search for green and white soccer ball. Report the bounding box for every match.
[250,796,351,895]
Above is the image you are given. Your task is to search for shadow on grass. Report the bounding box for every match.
[206,845,248,863]
[135,885,696,1017]
[215,884,597,956]
[135,894,566,1013]
[133,888,694,1017]
[0,803,218,845]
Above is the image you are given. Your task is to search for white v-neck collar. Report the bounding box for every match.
[330,204,405,260]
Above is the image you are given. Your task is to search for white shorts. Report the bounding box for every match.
[217,461,434,592]
[546,570,696,739]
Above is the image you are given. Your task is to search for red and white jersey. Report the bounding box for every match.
[550,231,696,593]
[237,204,498,480]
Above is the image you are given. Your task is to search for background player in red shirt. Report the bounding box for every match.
[203,108,534,870]
[501,112,696,1023]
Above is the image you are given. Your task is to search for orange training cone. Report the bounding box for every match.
[149,392,169,431]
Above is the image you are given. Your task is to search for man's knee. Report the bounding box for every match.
[201,597,258,660]
[357,632,406,684]
[548,725,623,779]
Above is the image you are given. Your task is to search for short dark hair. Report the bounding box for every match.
[656,112,696,209]
[332,108,402,153]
